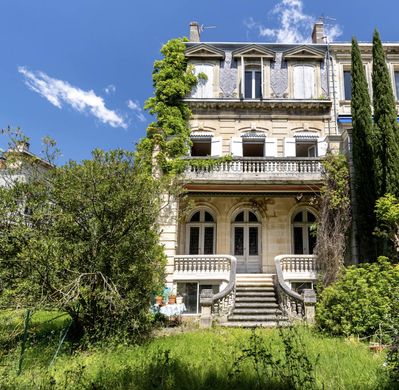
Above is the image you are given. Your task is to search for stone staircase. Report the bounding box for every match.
[221,273,288,328]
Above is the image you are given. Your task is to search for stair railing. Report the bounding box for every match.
[199,255,237,327]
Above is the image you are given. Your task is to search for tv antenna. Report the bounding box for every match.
[200,24,217,33]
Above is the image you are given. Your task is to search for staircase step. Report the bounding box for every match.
[236,283,274,288]
[220,321,290,328]
[234,302,279,308]
[236,286,275,291]
[232,308,283,315]
[228,314,287,321]
[236,295,276,301]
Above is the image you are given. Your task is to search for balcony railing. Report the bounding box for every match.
[183,157,322,182]
[174,255,232,276]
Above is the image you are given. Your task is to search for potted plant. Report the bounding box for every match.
[176,294,183,305]
[168,287,177,304]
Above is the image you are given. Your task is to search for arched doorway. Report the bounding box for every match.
[292,209,317,254]
[232,210,261,273]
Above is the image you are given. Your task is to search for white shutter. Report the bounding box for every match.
[202,65,213,98]
[303,65,314,99]
[317,137,328,156]
[230,137,243,157]
[294,66,304,98]
[265,138,277,157]
[284,138,296,157]
[211,137,222,157]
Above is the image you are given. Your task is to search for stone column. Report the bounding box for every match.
[302,289,317,324]
[199,289,214,328]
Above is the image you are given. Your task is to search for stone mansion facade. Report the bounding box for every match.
[158,22,399,326]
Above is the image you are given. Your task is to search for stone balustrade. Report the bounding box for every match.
[183,157,322,183]
[174,255,231,275]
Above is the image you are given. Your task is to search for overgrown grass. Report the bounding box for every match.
[0,310,391,389]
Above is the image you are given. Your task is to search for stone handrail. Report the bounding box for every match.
[174,255,231,274]
[274,255,317,321]
[194,254,237,328]
[185,157,322,176]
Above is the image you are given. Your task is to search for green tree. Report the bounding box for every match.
[0,148,167,340]
[372,29,399,197]
[351,38,377,261]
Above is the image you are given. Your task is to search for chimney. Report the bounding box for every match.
[189,21,201,42]
[312,21,325,44]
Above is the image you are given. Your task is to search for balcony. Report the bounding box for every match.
[183,157,323,185]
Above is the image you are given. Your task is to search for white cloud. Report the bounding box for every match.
[127,99,146,123]
[18,66,127,129]
[104,84,116,95]
[245,0,342,43]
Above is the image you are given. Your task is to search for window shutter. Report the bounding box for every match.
[303,66,314,99]
[265,138,277,157]
[202,64,214,98]
[211,137,222,157]
[317,137,328,156]
[230,137,243,157]
[284,138,296,157]
[294,66,304,98]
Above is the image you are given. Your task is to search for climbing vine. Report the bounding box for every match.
[314,153,351,287]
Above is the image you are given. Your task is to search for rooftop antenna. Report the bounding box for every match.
[200,25,217,34]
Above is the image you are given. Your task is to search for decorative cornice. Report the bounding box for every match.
[185,44,225,59]
[232,44,276,60]
[283,45,325,60]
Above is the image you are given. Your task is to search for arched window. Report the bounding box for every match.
[232,210,261,273]
[186,209,216,255]
[292,209,317,254]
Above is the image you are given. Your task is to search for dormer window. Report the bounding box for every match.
[293,65,315,99]
[191,64,214,99]
[245,67,262,99]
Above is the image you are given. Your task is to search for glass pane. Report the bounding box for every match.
[395,72,399,100]
[234,227,244,256]
[294,227,304,254]
[255,71,261,98]
[308,226,317,254]
[177,283,198,314]
[307,212,316,223]
[235,211,244,222]
[190,211,200,222]
[203,227,214,255]
[344,71,352,100]
[204,211,214,222]
[249,227,259,256]
[293,212,303,222]
[189,227,200,255]
[248,211,258,222]
[245,71,252,98]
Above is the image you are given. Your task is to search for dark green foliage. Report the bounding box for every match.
[351,38,378,262]
[372,29,399,197]
[0,149,166,340]
[316,257,399,338]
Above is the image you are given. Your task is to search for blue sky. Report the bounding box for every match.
[1,0,398,164]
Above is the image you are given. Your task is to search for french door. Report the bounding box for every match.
[233,223,261,273]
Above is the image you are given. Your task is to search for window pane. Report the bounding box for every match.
[191,140,211,156]
[293,212,303,223]
[234,227,244,256]
[190,212,200,222]
[235,211,244,222]
[308,226,317,254]
[395,71,399,100]
[204,211,214,222]
[203,227,214,255]
[255,71,262,98]
[307,212,316,223]
[177,283,198,314]
[249,227,259,256]
[344,71,352,100]
[189,227,200,255]
[248,212,258,222]
[242,141,264,157]
[294,227,304,254]
[245,71,252,98]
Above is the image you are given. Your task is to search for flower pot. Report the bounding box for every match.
[155,296,163,305]
[168,295,176,304]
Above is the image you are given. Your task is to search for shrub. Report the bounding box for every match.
[316,257,399,339]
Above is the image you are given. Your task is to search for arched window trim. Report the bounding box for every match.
[291,207,318,255]
[186,208,216,255]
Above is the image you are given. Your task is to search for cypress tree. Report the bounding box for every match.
[372,29,399,197]
[351,38,377,261]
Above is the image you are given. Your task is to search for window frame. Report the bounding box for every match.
[291,208,317,255]
[186,209,216,255]
[288,61,320,99]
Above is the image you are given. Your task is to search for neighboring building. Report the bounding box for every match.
[158,22,399,326]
